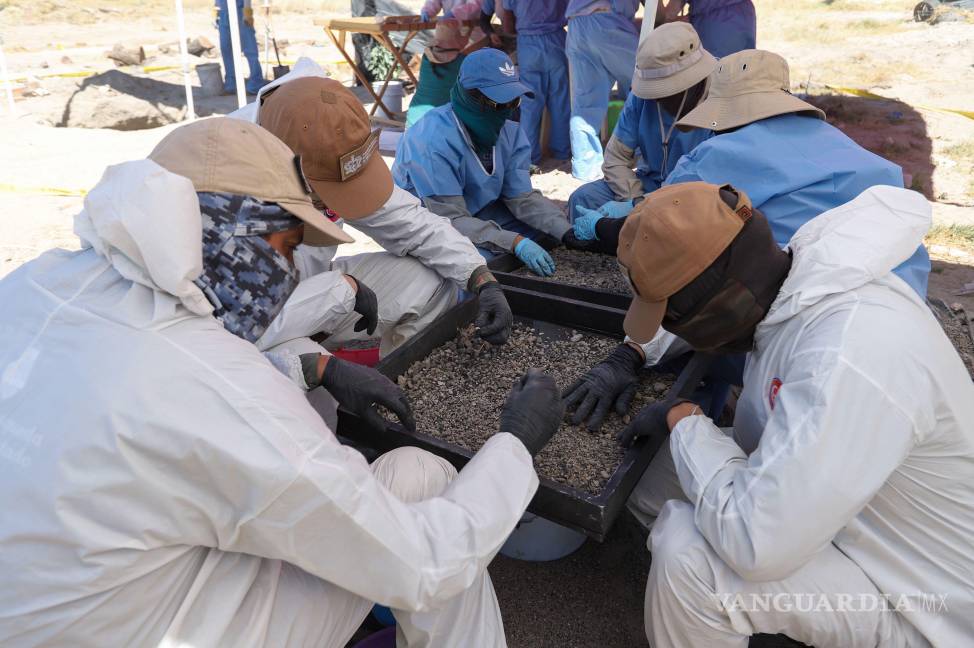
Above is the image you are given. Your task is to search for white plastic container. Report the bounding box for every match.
[499,512,587,562]
[196,62,223,97]
[373,80,404,119]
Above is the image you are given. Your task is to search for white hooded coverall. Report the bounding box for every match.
[640,186,974,647]
[0,161,535,647]
[231,58,487,357]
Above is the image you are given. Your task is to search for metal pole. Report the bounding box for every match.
[639,0,660,45]
[262,0,271,79]
[174,0,196,120]
[225,0,247,108]
[0,35,16,117]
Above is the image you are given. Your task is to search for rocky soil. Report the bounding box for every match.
[394,323,673,493]
[515,247,632,296]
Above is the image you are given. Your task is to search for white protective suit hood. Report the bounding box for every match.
[762,185,931,329]
[72,159,213,318]
[229,56,328,124]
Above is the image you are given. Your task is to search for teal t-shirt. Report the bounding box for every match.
[406,54,465,128]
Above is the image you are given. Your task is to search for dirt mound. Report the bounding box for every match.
[57,69,190,130]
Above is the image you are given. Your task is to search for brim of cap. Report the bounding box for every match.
[276,197,355,247]
[479,80,535,103]
[632,49,717,100]
[624,297,667,345]
[676,90,826,132]
[306,149,394,227]
[425,45,460,64]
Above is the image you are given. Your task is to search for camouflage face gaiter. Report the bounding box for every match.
[193,192,301,344]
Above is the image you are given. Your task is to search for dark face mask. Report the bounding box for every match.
[661,195,792,354]
[658,78,707,120]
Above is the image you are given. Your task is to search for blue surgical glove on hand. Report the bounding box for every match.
[573,205,602,241]
[514,238,556,277]
[420,10,431,21]
[597,199,635,220]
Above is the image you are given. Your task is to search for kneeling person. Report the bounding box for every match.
[0,117,566,647]
[568,23,715,225]
[618,183,974,647]
[393,48,572,278]
[233,62,515,360]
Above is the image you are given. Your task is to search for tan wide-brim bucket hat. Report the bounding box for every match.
[632,23,717,100]
[149,117,353,247]
[425,18,467,64]
[676,49,825,132]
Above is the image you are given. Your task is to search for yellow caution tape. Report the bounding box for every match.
[824,85,974,121]
[0,183,87,197]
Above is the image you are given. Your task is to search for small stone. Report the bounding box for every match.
[653,382,667,393]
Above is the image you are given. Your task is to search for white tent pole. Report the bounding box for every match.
[262,0,271,79]
[0,35,16,117]
[174,0,196,120]
[639,0,660,45]
[225,0,247,108]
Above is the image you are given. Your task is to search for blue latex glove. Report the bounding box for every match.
[573,205,602,241]
[515,238,556,277]
[420,10,431,21]
[598,199,635,219]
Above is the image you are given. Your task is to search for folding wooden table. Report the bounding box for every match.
[316,15,479,119]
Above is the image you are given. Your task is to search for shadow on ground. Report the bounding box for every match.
[804,93,935,199]
[58,69,237,130]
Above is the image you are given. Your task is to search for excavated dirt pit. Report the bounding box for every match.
[392,323,673,493]
[514,247,632,296]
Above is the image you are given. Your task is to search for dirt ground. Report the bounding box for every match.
[1,1,973,646]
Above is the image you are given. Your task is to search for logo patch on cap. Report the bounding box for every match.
[498,62,516,77]
[339,130,379,181]
[320,90,337,104]
[736,204,753,221]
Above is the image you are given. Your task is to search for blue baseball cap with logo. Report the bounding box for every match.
[458,48,535,103]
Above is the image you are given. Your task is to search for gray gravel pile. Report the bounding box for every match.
[395,324,673,493]
[934,304,974,379]
[515,247,632,296]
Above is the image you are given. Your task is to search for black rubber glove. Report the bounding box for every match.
[498,369,566,457]
[475,281,514,345]
[302,354,416,433]
[562,229,605,253]
[563,343,643,432]
[616,398,694,448]
[348,275,379,335]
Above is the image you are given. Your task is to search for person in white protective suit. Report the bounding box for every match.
[0,117,568,648]
[231,58,515,359]
[609,181,974,647]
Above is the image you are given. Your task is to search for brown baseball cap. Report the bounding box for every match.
[676,49,825,132]
[259,76,393,243]
[148,117,353,247]
[618,182,754,344]
[426,18,467,64]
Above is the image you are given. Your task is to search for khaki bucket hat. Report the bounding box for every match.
[676,49,825,132]
[148,117,353,247]
[632,23,716,100]
[425,18,467,64]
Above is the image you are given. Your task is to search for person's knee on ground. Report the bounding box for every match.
[371,447,459,502]
[645,501,725,647]
[567,180,619,222]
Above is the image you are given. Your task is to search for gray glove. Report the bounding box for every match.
[563,343,643,431]
[498,369,565,457]
[301,354,415,433]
